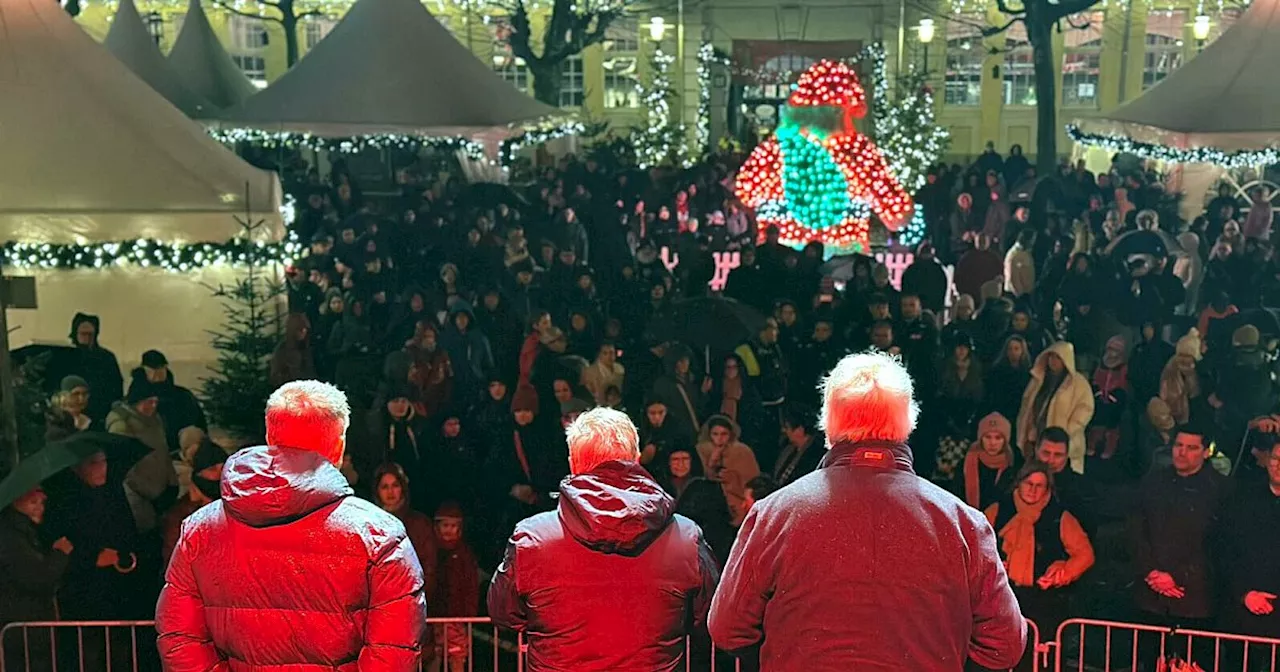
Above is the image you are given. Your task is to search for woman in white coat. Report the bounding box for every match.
[1016,341,1095,473]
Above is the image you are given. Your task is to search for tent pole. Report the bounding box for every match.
[0,258,19,471]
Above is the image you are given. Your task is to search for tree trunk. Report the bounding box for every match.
[281,0,300,67]
[1029,18,1059,175]
[531,61,563,106]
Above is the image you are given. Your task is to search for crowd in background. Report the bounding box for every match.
[4,141,1280,670]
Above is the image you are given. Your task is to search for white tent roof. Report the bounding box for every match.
[0,0,283,244]
[104,0,215,118]
[217,0,561,139]
[167,0,257,110]
[1079,0,1280,151]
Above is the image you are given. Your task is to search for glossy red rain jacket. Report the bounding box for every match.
[488,460,720,672]
[156,445,426,671]
[709,441,1026,671]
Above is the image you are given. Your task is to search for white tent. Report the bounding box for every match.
[167,0,257,110]
[0,0,284,379]
[1078,0,1280,151]
[104,0,216,118]
[217,0,561,141]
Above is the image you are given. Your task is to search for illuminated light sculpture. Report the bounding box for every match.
[735,60,914,254]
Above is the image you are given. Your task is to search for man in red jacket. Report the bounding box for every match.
[709,351,1026,671]
[488,406,720,672]
[156,381,426,671]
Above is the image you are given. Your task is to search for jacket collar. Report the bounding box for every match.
[820,440,915,474]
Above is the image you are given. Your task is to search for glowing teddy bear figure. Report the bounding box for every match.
[735,60,913,254]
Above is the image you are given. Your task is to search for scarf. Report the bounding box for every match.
[719,376,743,420]
[998,493,1049,587]
[1031,369,1067,437]
[963,447,1010,509]
[388,413,419,462]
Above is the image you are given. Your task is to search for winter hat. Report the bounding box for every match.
[127,379,160,405]
[386,383,417,403]
[1233,324,1261,348]
[1146,397,1176,433]
[434,501,465,522]
[141,350,168,369]
[1102,335,1128,368]
[511,384,539,414]
[975,412,1012,444]
[1175,328,1203,360]
[190,437,228,474]
[59,375,89,393]
[954,294,976,316]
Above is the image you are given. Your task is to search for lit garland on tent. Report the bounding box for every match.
[1066,124,1280,169]
[1,198,302,271]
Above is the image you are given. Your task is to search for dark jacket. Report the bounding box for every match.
[156,445,426,671]
[1128,465,1230,619]
[129,368,207,453]
[488,460,720,672]
[0,509,70,625]
[441,303,495,398]
[709,441,1026,671]
[48,320,124,425]
[1219,482,1280,637]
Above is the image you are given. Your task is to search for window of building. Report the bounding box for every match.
[231,54,267,86]
[603,56,640,108]
[228,15,269,51]
[490,17,530,93]
[144,12,164,46]
[1002,22,1035,106]
[945,15,984,106]
[1143,10,1185,89]
[604,16,639,53]
[304,18,337,51]
[560,54,585,107]
[1062,11,1104,107]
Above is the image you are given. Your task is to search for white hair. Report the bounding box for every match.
[565,406,640,474]
[819,351,919,446]
[265,380,351,465]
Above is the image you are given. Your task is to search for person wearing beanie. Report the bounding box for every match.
[130,350,208,455]
[369,384,431,507]
[45,312,123,426]
[160,438,228,569]
[55,375,93,431]
[1160,328,1208,425]
[1213,324,1276,465]
[431,502,480,672]
[960,412,1019,511]
[1088,336,1130,460]
[107,378,177,533]
[487,383,567,556]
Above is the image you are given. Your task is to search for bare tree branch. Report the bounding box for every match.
[295,9,324,20]
[507,0,542,66]
[211,0,284,25]
[994,0,1026,17]
[982,16,1024,36]
[1044,0,1104,23]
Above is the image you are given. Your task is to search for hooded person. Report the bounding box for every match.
[47,313,124,425]
[961,412,1019,511]
[369,385,432,506]
[487,407,720,672]
[441,301,495,403]
[1213,325,1276,458]
[156,381,427,671]
[1088,336,1130,460]
[1016,341,1096,474]
[695,414,762,526]
[1159,328,1208,426]
[160,438,227,569]
[269,312,317,388]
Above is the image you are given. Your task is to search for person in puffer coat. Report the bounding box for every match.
[1016,341,1095,474]
[488,407,720,672]
[156,381,426,672]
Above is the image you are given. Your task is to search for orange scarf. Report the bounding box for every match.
[963,447,1009,509]
[719,376,743,420]
[998,494,1048,587]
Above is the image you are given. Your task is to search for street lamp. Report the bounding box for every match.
[648,16,666,42]
[918,18,935,75]
[1192,14,1211,50]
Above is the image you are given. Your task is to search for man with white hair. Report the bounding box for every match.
[156,381,427,671]
[709,352,1026,671]
[488,406,719,671]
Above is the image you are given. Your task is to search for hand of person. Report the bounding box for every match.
[95,548,120,568]
[1244,591,1277,616]
[1251,415,1280,433]
[52,537,74,555]
[701,377,713,394]
[1146,570,1185,599]
[1037,564,1068,589]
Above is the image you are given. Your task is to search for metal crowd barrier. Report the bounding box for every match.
[1053,618,1280,672]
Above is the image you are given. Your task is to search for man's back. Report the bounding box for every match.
[156,445,425,671]
[488,461,719,672]
[709,443,1025,671]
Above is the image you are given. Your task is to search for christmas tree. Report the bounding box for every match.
[201,213,283,443]
[873,69,949,246]
[632,48,693,170]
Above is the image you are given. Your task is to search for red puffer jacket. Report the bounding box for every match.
[488,460,720,672]
[156,445,426,671]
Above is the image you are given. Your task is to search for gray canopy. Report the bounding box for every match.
[217,0,562,139]
[167,0,257,110]
[104,0,215,118]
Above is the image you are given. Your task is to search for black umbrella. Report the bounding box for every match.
[0,433,151,510]
[453,182,529,213]
[819,253,874,282]
[647,297,768,354]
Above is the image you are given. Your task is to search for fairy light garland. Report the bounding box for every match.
[1066,124,1280,169]
[634,47,693,169]
[697,42,730,152]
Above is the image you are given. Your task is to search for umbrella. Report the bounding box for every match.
[0,433,152,510]
[647,297,768,354]
[819,253,874,282]
[453,183,529,213]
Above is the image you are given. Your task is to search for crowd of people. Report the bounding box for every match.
[3,140,1280,670]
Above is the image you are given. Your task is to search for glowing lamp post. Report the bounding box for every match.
[1193,14,1211,51]
[917,18,935,74]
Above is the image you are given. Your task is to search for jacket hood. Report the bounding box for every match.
[222,445,353,528]
[1031,340,1078,378]
[557,460,675,556]
[697,413,742,443]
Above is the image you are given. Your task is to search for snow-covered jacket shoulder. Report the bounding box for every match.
[156,445,426,672]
